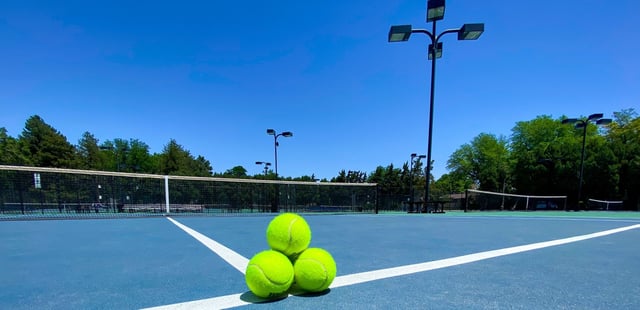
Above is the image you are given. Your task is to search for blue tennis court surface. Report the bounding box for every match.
[2,214,639,309]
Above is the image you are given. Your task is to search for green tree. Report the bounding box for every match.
[18,115,77,168]
[0,128,27,165]
[223,166,248,178]
[331,170,367,183]
[159,139,190,175]
[126,139,154,173]
[510,116,578,196]
[607,108,640,209]
[191,155,213,177]
[366,164,404,210]
[447,133,510,192]
[431,172,473,198]
[77,132,107,170]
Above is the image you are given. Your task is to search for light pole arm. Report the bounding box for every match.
[436,28,463,42]
[410,29,436,43]
[410,27,462,44]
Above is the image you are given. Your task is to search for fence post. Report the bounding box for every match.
[164,175,170,214]
[464,189,468,213]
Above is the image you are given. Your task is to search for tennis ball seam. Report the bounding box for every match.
[248,263,292,286]
[296,258,329,290]
[287,218,297,250]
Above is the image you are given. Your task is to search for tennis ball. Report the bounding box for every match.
[245,250,294,298]
[293,247,337,293]
[266,213,311,258]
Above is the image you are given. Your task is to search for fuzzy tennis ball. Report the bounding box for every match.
[245,250,295,298]
[293,247,337,293]
[266,213,311,258]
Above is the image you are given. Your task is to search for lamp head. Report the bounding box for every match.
[458,23,484,40]
[388,25,412,42]
[428,42,443,60]
[427,0,446,22]
[588,113,604,121]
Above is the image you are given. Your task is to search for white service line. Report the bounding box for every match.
[166,217,249,274]
[331,223,640,287]
[148,221,640,310]
[143,293,249,310]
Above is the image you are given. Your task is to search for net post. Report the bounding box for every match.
[464,189,468,212]
[164,175,170,214]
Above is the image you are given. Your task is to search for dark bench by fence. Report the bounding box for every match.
[412,200,447,213]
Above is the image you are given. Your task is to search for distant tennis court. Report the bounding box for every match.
[2,213,639,309]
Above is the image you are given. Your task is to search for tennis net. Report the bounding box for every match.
[0,165,378,220]
[587,199,624,211]
[464,189,567,212]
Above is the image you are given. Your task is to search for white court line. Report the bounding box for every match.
[148,219,640,310]
[166,217,249,274]
[331,223,640,287]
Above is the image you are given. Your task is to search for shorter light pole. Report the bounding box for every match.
[255,161,271,175]
[562,113,611,210]
[266,129,293,212]
[266,129,293,178]
[409,153,426,213]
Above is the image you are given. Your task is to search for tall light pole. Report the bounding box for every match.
[409,153,426,213]
[266,129,293,178]
[255,161,271,175]
[562,113,612,211]
[389,0,484,212]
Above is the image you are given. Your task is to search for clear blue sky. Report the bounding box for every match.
[1,1,638,180]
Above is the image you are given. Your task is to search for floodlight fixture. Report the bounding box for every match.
[458,23,485,40]
[428,42,443,59]
[388,25,412,42]
[588,113,604,121]
[427,0,446,22]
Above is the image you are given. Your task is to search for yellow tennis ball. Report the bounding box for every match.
[245,250,294,298]
[266,213,311,258]
[293,247,337,293]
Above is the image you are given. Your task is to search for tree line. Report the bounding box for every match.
[1,110,639,210]
[439,109,639,209]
